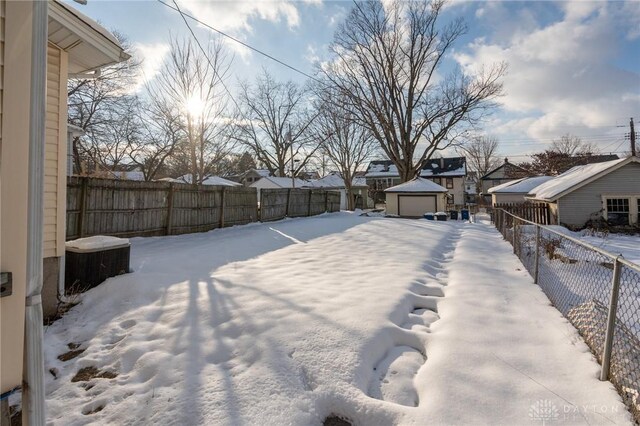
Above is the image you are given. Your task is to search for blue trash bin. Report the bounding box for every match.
[424,213,435,220]
[461,209,469,220]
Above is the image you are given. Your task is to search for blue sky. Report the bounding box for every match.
[66,0,640,161]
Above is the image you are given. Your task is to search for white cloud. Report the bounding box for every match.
[132,42,170,91]
[454,1,640,143]
[177,0,303,34]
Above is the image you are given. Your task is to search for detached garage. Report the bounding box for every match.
[385,177,448,217]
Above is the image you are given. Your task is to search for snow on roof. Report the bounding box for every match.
[488,176,554,194]
[366,157,466,178]
[306,174,367,188]
[252,176,309,188]
[385,177,447,193]
[178,174,242,186]
[112,171,146,181]
[528,157,636,201]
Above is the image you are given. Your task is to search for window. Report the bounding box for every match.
[446,194,454,205]
[606,198,630,225]
[446,178,454,189]
[433,177,441,185]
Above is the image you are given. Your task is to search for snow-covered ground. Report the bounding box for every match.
[537,225,640,264]
[44,213,632,425]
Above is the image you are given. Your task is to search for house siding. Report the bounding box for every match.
[0,0,4,144]
[44,44,67,258]
[492,193,529,205]
[1,0,32,394]
[557,162,640,228]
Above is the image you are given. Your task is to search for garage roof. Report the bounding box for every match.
[385,177,447,193]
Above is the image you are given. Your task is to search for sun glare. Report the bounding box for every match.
[185,95,205,119]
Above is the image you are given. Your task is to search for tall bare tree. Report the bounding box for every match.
[148,37,236,184]
[67,31,139,174]
[550,134,595,156]
[236,70,320,177]
[322,0,505,182]
[457,136,501,179]
[313,89,376,210]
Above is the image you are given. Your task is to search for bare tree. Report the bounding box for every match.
[147,37,237,184]
[457,136,501,178]
[322,0,505,182]
[236,70,320,177]
[312,90,376,210]
[68,31,140,174]
[550,134,595,156]
[126,97,182,181]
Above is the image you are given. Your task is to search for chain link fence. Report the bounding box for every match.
[494,209,640,423]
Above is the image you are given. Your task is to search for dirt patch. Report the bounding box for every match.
[71,366,117,383]
[323,416,352,426]
[58,348,85,362]
[82,403,105,415]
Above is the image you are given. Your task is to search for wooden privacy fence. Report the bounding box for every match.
[494,202,552,225]
[259,188,341,222]
[66,177,342,240]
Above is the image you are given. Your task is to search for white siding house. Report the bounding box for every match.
[527,157,640,228]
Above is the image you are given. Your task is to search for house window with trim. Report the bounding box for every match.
[446,194,454,205]
[433,177,441,185]
[605,198,630,225]
[446,178,454,189]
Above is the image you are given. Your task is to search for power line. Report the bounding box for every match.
[157,0,322,83]
[170,0,242,112]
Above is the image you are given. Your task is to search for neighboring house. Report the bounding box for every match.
[112,169,146,181]
[177,174,242,187]
[242,169,271,186]
[0,0,129,410]
[488,176,554,205]
[419,157,467,208]
[250,176,309,199]
[304,173,369,210]
[384,177,448,217]
[298,170,321,181]
[464,175,478,205]
[526,157,640,229]
[365,157,467,208]
[479,158,531,204]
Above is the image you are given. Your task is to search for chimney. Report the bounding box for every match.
[439,158,444,169]
[504,158,509,164]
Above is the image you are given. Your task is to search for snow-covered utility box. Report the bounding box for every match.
[65,236,130,294]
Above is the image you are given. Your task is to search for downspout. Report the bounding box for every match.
[23,1,47,425]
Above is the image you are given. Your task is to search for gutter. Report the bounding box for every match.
[23,1,48,424]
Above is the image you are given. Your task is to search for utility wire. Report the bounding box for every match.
[170,0,242,112]
[157,0,322,84]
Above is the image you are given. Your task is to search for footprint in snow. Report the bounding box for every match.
[368,345,425,407]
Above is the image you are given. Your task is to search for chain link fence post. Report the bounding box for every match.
[600,256,623,381]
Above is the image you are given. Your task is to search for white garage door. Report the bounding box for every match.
[398,195,436,217]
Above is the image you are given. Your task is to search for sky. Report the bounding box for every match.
[65,0,640,162]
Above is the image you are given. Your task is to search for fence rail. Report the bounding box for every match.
[494,209,640,422]
[67,177,341,240]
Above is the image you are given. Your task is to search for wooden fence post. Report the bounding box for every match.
[219,187,226,228]
[307,190,312,216]
[324,191,329,212]
[259,190,263,222]
[166,183,175,235]
[286,188,292,217]
[78,176,89,238]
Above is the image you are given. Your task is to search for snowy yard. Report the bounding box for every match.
[44,213,632,425]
